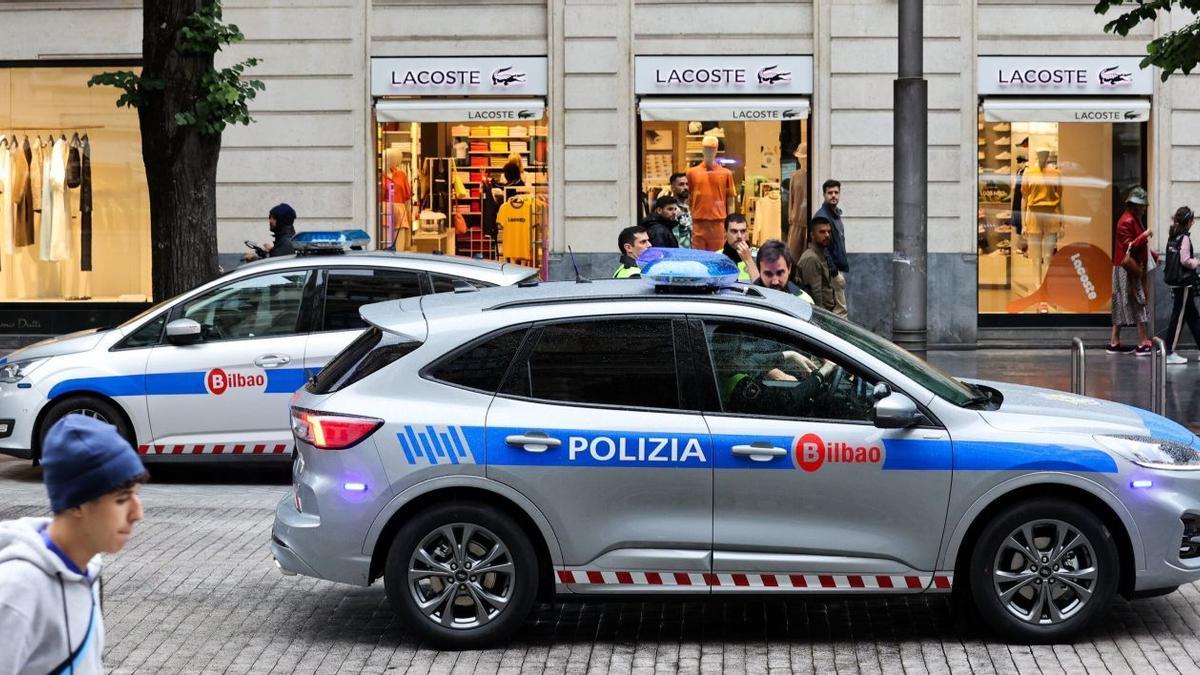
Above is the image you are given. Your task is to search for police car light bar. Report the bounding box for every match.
[637,247,740,289]
[293,229,372,255]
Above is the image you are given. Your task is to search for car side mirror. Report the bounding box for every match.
[874,392,920,429]
[165,318,203,346]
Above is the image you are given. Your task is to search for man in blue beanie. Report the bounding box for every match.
[244,202,297,261]
[0,414,147,675]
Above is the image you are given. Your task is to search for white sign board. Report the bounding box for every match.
[978,56,1153,96]
[375,99,545,123]
[371,57,548,97]
[982,98,1150,123]
[639,97,810,121]
[635,56,813,96]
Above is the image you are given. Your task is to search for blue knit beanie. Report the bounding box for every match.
[42,415,145,513]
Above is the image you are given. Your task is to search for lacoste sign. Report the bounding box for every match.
[978,56,1152,96]
[371,57,548,97]
[635,56,813,95]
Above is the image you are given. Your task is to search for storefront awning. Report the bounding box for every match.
[638,97,810,122]
[982,98,1150,123]
[374,98,545,123]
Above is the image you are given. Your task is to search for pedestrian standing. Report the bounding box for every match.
[613,225,650,279]
[668,172,693,248]
[799,216,837,312]
[639,195,681,248]
[755,239,814,303]
[0,414,147,675]
[244,203,297,261]
[1108,187,1156,355]
[1160,206,1200,364]
[812,180,849,317]
[719,213,759,282]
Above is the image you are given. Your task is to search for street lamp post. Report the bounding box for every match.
[893,0,928,356]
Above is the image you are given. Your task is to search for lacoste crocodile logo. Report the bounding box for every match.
[492,66,527,87]
[1099,66,1132,87]
[757,65,791,85]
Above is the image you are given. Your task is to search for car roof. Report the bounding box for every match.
[235,250,537,284]
[360,279,814,333]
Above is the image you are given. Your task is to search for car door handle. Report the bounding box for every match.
[254,354,291,368]
[505,433,561,453]
[732,443,787,461]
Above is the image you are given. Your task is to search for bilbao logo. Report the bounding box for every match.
[205,368,266,395]
[792,433,882,472]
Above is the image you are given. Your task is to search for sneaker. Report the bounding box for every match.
[995,151,1012,161]
[1167,352,1188,365]
[1135,342,1152,356]
[1106,342,1135,354]
[978,137,986,146]
[994,123,1011,132]
[994,136,1010,145]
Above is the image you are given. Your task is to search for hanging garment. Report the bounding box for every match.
[29,137,44,215]
[43,137,72,262]
[0,137,14,256]
[78,134,93,271]
[39,138,55,261]
[497,193,534,262]
[755,191,783,244]
[15,137,34,247]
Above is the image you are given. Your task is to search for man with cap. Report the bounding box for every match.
[0,415,147,675]
[243,203,298,261]
[1109,186,1156,355]
[639,195,681,248]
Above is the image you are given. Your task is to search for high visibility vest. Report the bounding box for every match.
[613,264,640,279]
[713,247,752,281]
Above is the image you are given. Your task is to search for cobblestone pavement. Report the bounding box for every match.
[4,455,1200,674]
[3,350,1200,673]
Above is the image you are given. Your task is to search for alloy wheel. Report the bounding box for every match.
[992,519,1099,625]
[407,523,516,630]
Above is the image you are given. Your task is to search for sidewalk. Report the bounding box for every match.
[929,348,1200,430]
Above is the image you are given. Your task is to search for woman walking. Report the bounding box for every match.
[1162,206,1200,364]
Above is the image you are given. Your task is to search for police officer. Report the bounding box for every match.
[754,239,813,304]
[614,225,651,279]
[718,213,759,282]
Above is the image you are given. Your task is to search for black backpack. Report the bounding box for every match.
[1163,233,1199,288]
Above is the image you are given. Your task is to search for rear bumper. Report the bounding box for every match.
[271,491,373,586]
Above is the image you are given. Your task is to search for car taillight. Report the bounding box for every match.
[291,407,382,450]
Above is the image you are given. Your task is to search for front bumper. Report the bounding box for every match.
[0,382,43,457]
[1127,470,1200,592]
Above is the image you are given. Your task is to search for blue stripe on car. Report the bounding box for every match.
[883,439,1117,473]
[48,368,309,399]
[1123,404,1197,446]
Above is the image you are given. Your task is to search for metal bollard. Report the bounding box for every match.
[1070,337,1086,395]
[1152,337,1167,415]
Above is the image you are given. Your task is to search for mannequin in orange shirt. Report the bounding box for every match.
[687,135,736,251]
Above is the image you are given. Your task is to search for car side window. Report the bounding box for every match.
[428,327,528,393]
[178,270,310,342]
[502,319,681,410]
[703,321,877,422]
[322,269,422,332]
[115,315,167,349]
[429,273,494,294]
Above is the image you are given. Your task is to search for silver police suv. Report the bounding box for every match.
[273,279,1200,647]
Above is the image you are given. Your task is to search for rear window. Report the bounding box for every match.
[309,328,420,394]
[427,327,528,393]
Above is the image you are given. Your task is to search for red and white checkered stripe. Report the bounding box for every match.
[137,442,292,456]
[556,569,953,592]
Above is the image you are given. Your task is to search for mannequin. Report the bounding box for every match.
[686,135,735,251]
[786,144,807,261]
[1021,148,1063,311]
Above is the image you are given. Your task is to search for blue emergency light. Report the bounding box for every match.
[637,247,740,289]
[293,229,371,255]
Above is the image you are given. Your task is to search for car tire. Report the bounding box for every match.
[969,498,1118,643]
[384,502,538,648]
[38,396,135,463]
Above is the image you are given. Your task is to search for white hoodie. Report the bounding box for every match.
[0,517,104,675]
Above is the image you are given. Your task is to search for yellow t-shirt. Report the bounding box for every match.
[497,195,534,262]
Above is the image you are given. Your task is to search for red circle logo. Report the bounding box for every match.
[794,433,825,472]
[206,368,228,395]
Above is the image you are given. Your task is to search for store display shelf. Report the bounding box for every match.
[464,135,543,139]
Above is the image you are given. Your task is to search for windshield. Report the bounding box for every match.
[809,308,975,406]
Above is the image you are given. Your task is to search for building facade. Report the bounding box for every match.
[1,0,1197,347]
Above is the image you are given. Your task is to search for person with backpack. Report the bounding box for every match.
[1160,206,1200,364]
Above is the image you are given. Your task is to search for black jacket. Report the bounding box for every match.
[270,225,296,257]
[640,215,679,248]
[813,202,848,274]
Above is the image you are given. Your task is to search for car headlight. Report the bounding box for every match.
[0,359,47,384]
[1094,434,1200,471]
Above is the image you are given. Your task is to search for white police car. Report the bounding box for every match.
[272,248,1200,647]
[0,231,536,463]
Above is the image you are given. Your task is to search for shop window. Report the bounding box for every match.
[0,66,151,303]
[977,114,1146,317]
[638,119,808,254]
[374,115,549,273]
